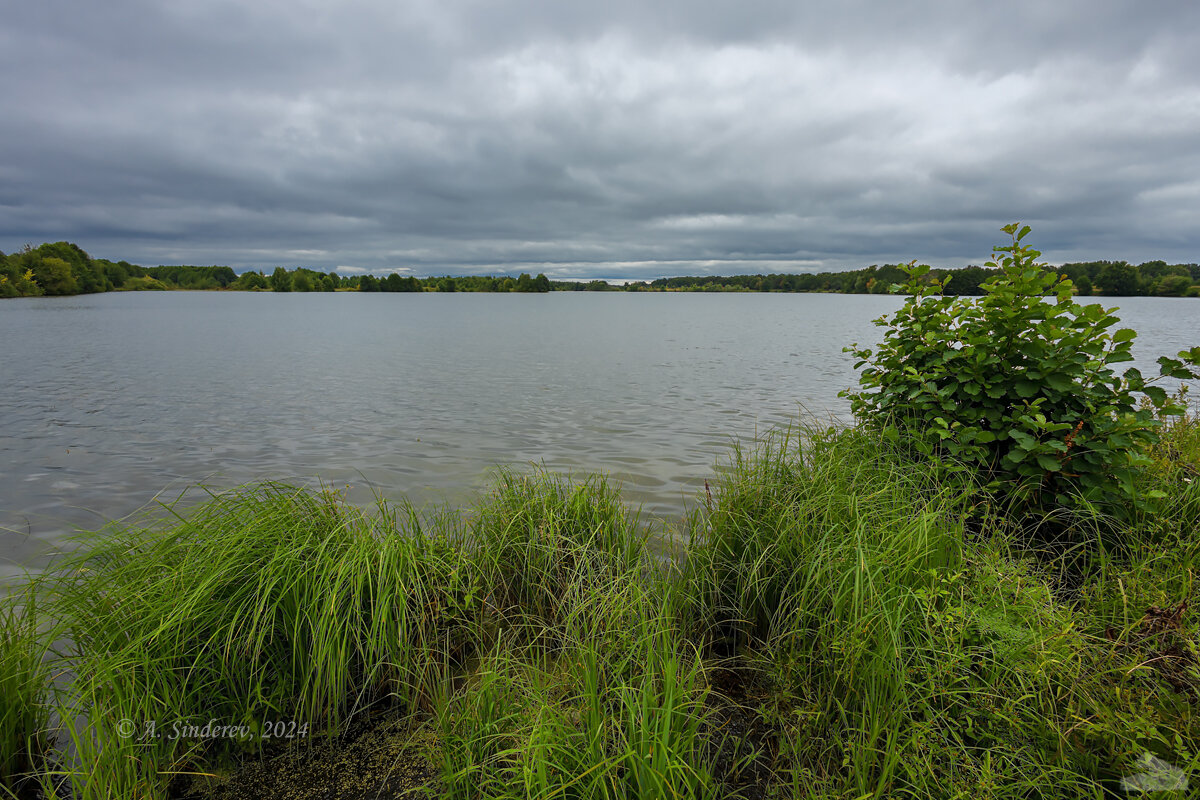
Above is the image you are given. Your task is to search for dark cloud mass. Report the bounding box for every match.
[2,1,1198,277]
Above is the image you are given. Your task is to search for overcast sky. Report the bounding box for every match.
[2,1,1198,279]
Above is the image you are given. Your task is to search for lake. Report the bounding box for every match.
[2,291,1197,579]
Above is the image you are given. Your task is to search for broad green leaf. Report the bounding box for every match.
[1111,328,1136,343]
[1014,380,1038,398]
[1044,373,1073,392]
[1143,386,1168,406]
[1035,454,1061,472]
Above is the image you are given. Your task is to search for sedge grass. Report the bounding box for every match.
[467,470,651,634]
[38,483,479,798]
[436,621,718,799]
[0,421,1197,798]
[685,421,1198,798]
[0,586,54,797]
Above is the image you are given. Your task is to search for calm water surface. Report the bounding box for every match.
[2,292,1197,578]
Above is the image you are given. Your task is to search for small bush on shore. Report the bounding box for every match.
[842,224,1200,519]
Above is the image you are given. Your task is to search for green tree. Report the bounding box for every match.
[237,271,267,290]
[1156,274,1192,297]
[292,271,313,292]
[35,242,104,293]
[96,260,130,288]
[0,254,42,297]
[1136,260,1174,292]
[358,274,379,292]
[1095,261,1139,296]
[438,277,457,292]
[33,256,79,296]
[143,265,235,289]
[270,267,292,292]
[943,266,991,296]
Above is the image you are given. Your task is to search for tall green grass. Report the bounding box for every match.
[434,608,719,800]
[0,587,53,797]
[685,422,1197,797]
[436,470,718,799]
[466,470,649,638]
[0,421,1196,798]
[38,484,480,798]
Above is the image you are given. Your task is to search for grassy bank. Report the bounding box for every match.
[2,416,1198,799]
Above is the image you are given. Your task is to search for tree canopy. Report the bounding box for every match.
[3,241,1197,299]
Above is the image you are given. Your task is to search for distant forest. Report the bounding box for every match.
[3,241,1199,298]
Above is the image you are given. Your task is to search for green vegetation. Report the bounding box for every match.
[0,242,246,297]
[0,589,54,798]
[0,243,566,297]
[269,266,292,292]
[2,225,1199,798]
[843,224,1200,517]
[3,414,1199,798]
[146,265,237,290]
[637,257,1200,296]
[6,239,1197,298]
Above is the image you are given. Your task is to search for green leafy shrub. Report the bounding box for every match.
[842,224,1200,515]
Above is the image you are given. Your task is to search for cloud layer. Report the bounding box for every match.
[2,1,1198,278]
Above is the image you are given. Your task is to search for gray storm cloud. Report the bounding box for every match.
[2,1,1197,277]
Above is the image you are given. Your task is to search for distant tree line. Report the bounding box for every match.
[244,269,557,293]
[631,260,1200,297]
[350,272,555,293]
[0,242,243,297]
[0,244,567,297]
[4,241,1199,299]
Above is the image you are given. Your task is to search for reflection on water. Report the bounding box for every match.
[2,291,1196,579]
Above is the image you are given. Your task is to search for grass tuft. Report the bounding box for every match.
[1,421,1198,797]
[1,586,54,797]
